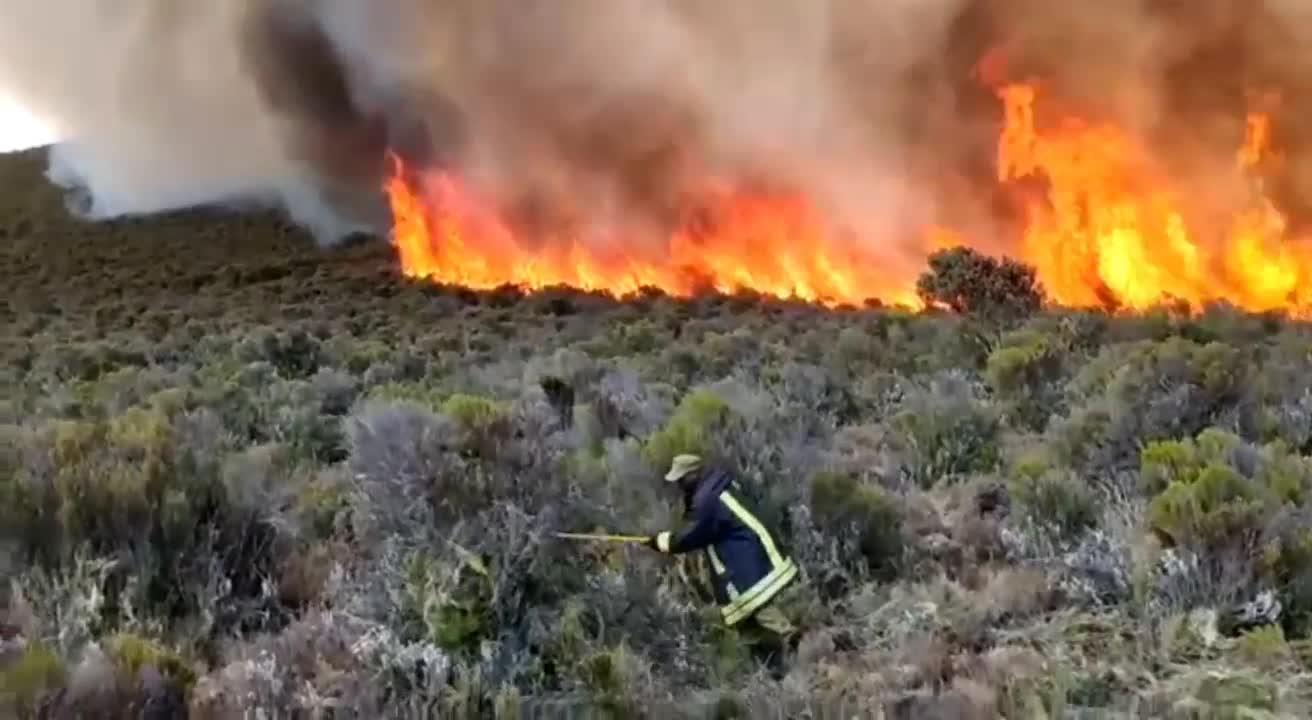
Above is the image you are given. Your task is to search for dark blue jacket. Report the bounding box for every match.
[655,466,798,626]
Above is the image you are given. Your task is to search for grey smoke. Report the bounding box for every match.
[1,0,1309,256]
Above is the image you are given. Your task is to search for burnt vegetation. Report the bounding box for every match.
[4,147,1312,717]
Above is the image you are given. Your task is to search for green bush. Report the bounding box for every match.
[643,389,730,470]
[985,329,1061,394]
[108,632,197,692]
[985,328,1067,430]
[1008,453,1099,541]
[295,470,352,540]
[1192,673,1278,715]
[579,645,644,718]
[1235,624,1291,668]
[403,548,494,655]
[5,401,290,643]
[1148,461,1264,552]
[1142,430,1312,554]
[0,641,65,714]
[367,380,449,411]
[239,329,323,379]
[441,393,505,432]
[1061,339,1249,478]
[809,471,906,579]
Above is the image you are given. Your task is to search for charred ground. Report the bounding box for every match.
[5,147,1312,717]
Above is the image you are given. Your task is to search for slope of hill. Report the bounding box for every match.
[5,147,1312,717]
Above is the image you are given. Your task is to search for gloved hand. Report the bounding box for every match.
[643,533,669,553]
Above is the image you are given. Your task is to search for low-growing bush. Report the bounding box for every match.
[985,327,1068,430]
[808,471,907,580]
[1143,430,1312,556]
[107,632,197,693]
[0,641,64,716]
[643,389,731,470]
[14,195,1312,715]
[1007,453,1099,543]
[1058,338,1250,479]
[2,403,293,650]
[880,373,1001,489]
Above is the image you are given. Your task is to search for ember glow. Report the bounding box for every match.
[388,83,1312,314]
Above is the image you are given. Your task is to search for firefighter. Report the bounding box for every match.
[645,454,800,670]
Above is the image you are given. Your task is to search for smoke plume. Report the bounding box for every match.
[1,1,1310,252]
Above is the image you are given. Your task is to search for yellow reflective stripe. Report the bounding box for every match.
[656,531,671,553]
[706,546,726,573]
[719,491,784,568]
[724,561,795,625]
[707,547,738,599]
[722,559,797,626]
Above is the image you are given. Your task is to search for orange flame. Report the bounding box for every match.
[386,157,924,308]
[998,83,1312,314]
[387,82,1312,315]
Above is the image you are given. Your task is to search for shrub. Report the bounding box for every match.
[440,393,513,462]
[1142,430,1312,555]
[1148,458,1264,554]
[366,380,449,411]
[402,550,494,655]
[441,394,505,432]
[881,373,1000,488]
[1234,624,1291,668]
[985,328,1068,430]
[643,389,730,470]
[0,641,65,714]
[1191,672,1278,715]
[1185,302,1282,347]
[830,325,878,376]
[578,645,650,717]
[187,612,386,716]
[586,367,673,441]
[1008,454,1099,542]
[1239,330,1312,453]
[6,405,291,644]
[1056,338,1249,479]
[345,401,464,533]
[107,632,197,692]
[295,468,352,540]
[915,246,1044,330]
[238,329,322,379]
[808,471,907,580]
[1138,429,1312,636]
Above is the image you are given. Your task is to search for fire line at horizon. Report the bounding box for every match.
[386,81,1312,315]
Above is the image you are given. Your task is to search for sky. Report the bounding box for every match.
[0,96,55,152]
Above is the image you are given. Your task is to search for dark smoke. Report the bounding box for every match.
[2,1,1311,251]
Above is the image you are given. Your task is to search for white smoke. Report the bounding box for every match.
[0,0,373,240]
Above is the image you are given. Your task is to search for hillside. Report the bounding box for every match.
[5,146,1312,718]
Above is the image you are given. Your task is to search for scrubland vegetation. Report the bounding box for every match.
[6,147,1312,717]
